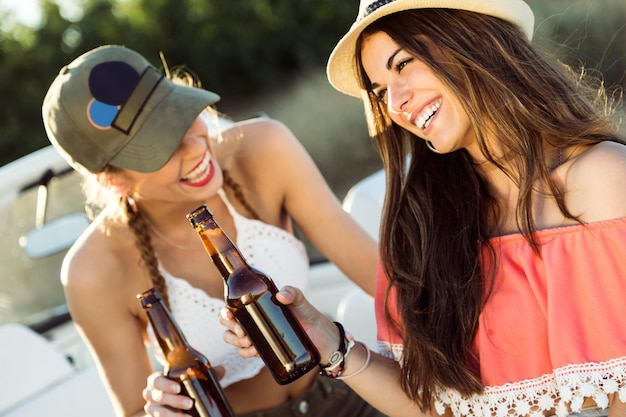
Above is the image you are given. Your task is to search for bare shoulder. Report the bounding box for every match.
[231,116,292,136]
[62,214,139,305]
[564,140,626,221]
[217,116,308,184]
[219,117,299,156]
[567,140,626,182]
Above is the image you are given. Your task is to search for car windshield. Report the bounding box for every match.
[0,168,86,329]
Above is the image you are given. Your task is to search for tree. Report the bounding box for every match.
[1,0,624,167]
[0,0,358,166]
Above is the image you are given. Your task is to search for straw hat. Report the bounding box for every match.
[327,0,535,97]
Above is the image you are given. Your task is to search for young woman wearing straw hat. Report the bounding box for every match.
[220,0,626,416]
[42,45,387,417]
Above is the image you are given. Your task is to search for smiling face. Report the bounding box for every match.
[122,116,223,205]
[360,31,478,156]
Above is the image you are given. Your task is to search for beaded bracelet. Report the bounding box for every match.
[336,341,371,380]
[319,321,355,378]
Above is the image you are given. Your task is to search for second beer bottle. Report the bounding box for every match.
[138,288,236,417]
[187,204,320,385]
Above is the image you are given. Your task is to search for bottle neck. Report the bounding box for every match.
[145,299,190,356]
[189,207,248,279]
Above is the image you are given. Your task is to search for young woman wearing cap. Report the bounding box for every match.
[42,45,386,417]
[221,1,626,416]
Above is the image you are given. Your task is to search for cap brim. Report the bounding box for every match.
[109,84,219,172]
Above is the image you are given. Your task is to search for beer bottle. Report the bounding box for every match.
[137,288,236,417]
[186,204,320,385]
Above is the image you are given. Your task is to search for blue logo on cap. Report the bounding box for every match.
[86,61,140,130]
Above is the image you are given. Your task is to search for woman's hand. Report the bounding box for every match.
[142,368,225,417]
[142,372,193,416]
[220,285,342,360]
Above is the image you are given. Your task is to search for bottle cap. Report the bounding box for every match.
[137,287,161,308]
[187,204,213,227]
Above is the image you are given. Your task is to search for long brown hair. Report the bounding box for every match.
[356,9,623,410]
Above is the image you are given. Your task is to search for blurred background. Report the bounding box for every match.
[1,0,625,197]
[0,4,623,414]
[0,0,624,329]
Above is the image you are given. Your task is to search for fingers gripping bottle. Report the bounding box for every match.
[187,204,320,385]
[137,288,236,417]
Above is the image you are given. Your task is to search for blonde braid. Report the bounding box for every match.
[120,171,254,309]
[222,170,260,220]
[123,197,170,308]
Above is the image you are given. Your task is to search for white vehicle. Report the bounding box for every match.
[0,139,385,417]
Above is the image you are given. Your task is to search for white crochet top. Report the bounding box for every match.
[146,189,310,387]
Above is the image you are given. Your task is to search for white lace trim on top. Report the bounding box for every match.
[147,272,266,388]
[379,341,626,417]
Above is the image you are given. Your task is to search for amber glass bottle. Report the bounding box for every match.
[137,288,236,417]
[187,204,320,385]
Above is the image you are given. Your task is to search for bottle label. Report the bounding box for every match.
[181,376,235,417]
[231,291,319,384]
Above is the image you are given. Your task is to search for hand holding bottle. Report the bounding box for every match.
[220,285,342,369]
[187,205,320,385]
[138,288,235,417]
[142,368,226,417]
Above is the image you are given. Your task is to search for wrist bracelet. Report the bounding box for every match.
[336,341,371,380]
[319,321,354,378]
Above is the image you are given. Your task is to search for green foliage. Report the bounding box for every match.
[0,0,356,166]
[529,0,626,93]
[0,0,624,169]
[1,1,69,164]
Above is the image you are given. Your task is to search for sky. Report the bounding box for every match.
[1,0,42,27]
[1,0,82,28]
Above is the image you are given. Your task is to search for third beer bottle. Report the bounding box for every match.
[186,204,320,385]
[138,288,236,417]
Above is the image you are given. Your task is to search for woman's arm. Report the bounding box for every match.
[608,395,626,417]
[62,232,155,417]
[231,118,379,295]
[221,285,433,417]
[281,135,379,295]
[568,141,626,417]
